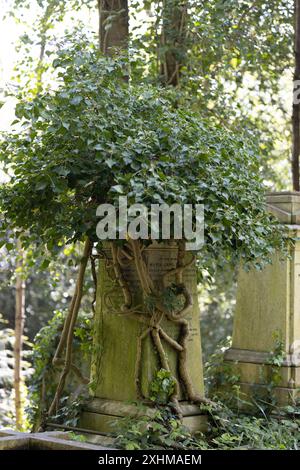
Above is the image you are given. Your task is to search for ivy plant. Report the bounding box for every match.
[0,39,287,272]
[27,309,92,429]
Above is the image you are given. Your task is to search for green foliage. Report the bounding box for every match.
[116,407,203,450]
[0,242,95,341]
[0,39,288,275]
[117,402,300,450]
[116,369,203,450]
[203,401,300,450]
[27,309,92,428]
[132,0,293,188]
[204,339,241,404]
[149,368,176,405]
[269,332,286,369]
[50,395,85,428]
[205,333,292,414]
[0,314,16,427]
[264,332,286,407]
[0,313,32,429]
[67,431,87,442]
[200,265,236,361]
[0,1,296,449]
[202,336,300,450]
[27,310,63,426]
[7,1,294,189]
[146,286,183,316]
[117,354,300,450]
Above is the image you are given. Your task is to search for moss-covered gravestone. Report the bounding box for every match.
[225,192,300,406]
[80,243,207,433]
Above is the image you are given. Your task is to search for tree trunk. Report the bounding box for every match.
[97,0,129,55]
[14,240,25,430]
[14,2,53,429]
[160,0,187,86]
[292,0,300,191]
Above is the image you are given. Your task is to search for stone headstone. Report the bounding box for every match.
[225,192,300,406]
[81,243,206,432]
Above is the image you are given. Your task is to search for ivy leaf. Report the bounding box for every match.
[105,158,115,168]
[111,185,124,194]
[70,96,83,105]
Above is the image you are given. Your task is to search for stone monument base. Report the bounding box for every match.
[86,242,207,434]
[80,398,207,434]
[222,193,300,408]
[224,348,300,408]
[0,429,110,450]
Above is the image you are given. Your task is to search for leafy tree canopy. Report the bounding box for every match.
[0,40,287,272]
[132,0,294,187]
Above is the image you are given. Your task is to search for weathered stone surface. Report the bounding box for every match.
[266,191,300,224]
[80,399,207,434]
[0,429,112,450]
[234,383,300,408]
[231,252,289,353]
[223,358,300,388]
[225,192,300,406]
[83,243,205,432]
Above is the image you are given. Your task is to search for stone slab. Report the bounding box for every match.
[0,429,112,450]
[84,397,203,418]
[223,193,300,407]
[232,252,290,353]
[266,192,300,224]
[90,243,205,408]
[225,348,300,367]
[80,398,207,434]
[224,358,300,388]
[235,382,300,408]
[80,409,207,435]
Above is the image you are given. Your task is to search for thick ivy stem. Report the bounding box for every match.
[135,327,151,399]
[90,254,98,315]
[52,290,78,366]
[53,358,89,384]
[158,327,183,352]
[129,239,154,294]
[48,238,92,417]
[151,328,182,418]
[110,242,132,310]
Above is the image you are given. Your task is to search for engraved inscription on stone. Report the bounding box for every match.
[101,245,198,320]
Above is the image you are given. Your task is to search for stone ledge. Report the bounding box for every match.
[81,398,207,434]
[266,191,300,224]
[225,348,300,367]
[235,382,300,407]
[85,398,204,417]
[0,429,113,450]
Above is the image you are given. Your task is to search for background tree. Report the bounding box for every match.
[293,0,300,190]
[98,0,129,54]
[160,0,187,86]
[0,0,97,428]
[11,0,70,429]
[131,0,293,188]
[14,240,25,430]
